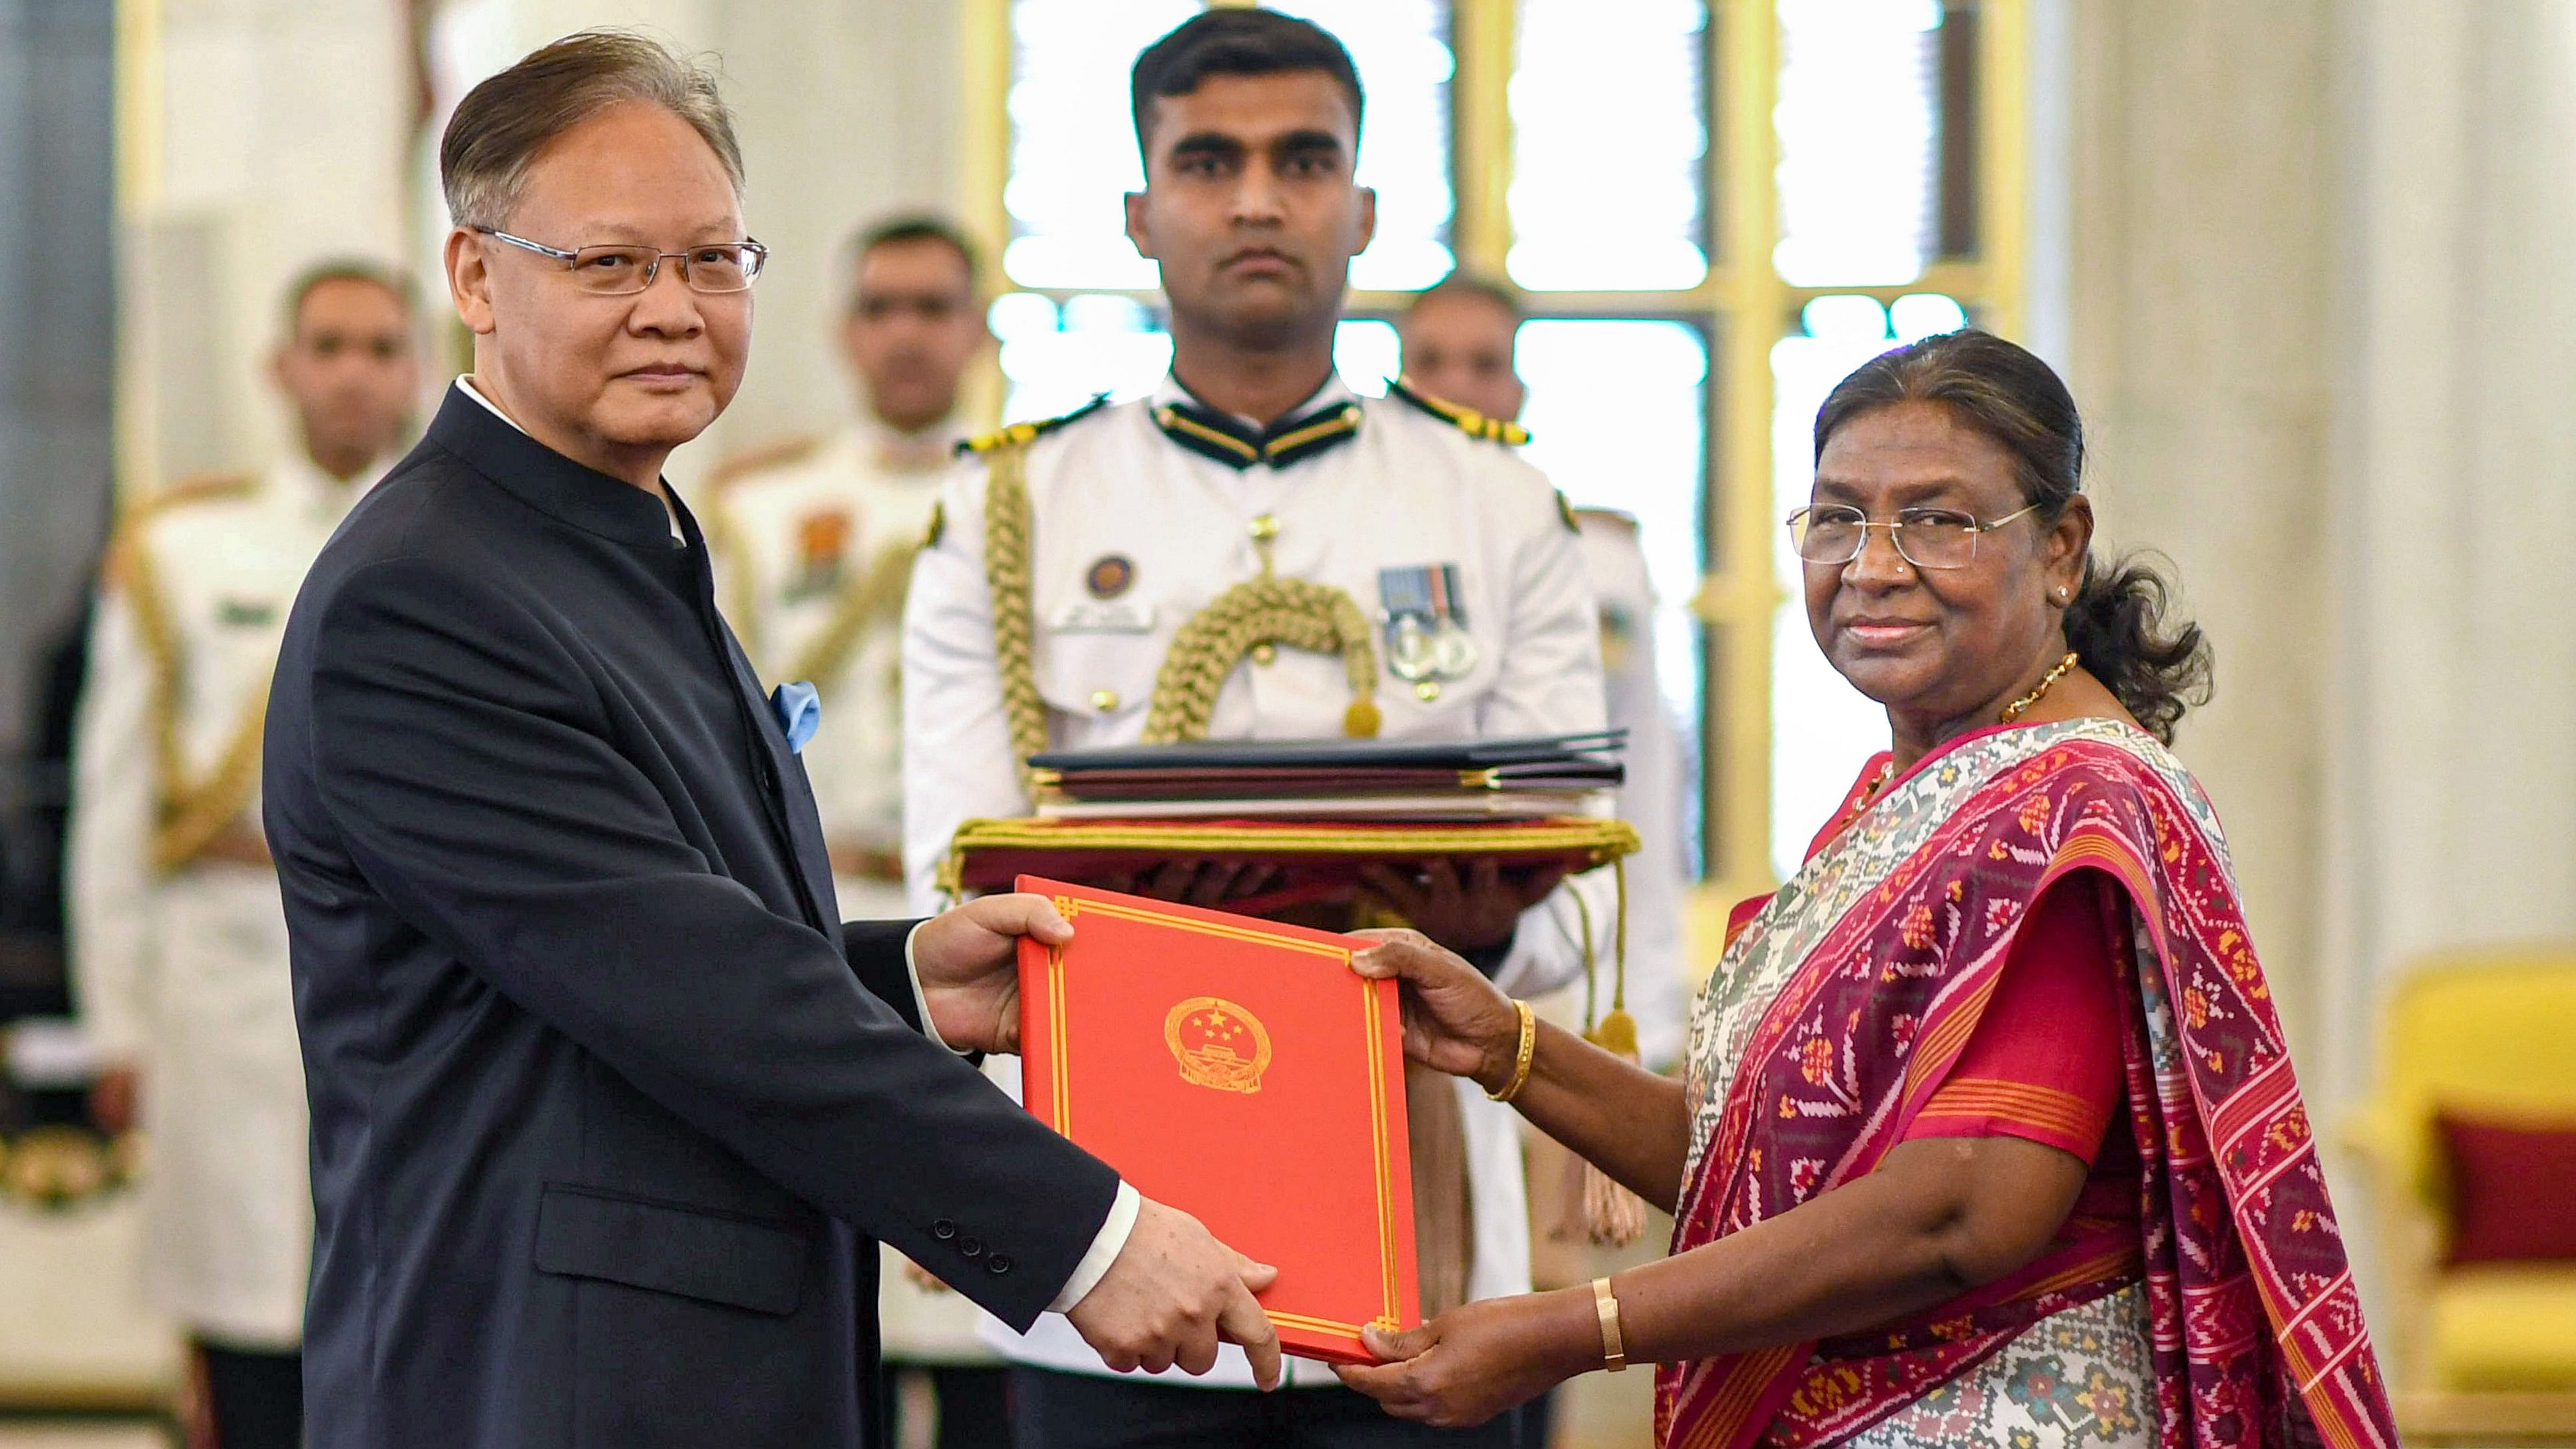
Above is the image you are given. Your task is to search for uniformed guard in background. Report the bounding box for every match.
[67,260,421,1449]
[903,13,1611,1446]
[1399,270,1695,1449]
[707,215,1007,1449]
[710,217,990,918]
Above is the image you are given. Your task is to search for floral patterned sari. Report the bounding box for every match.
[1656,720,2394,1449]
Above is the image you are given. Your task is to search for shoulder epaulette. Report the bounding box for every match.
[1384,376,1530,446]
[957,393,1111,456]
[1572,505,1637,532]
[134,471,258,518]
[104,473,257,586]
[711,433,824,489]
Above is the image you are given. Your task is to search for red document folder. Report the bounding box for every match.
[1014,875,1419,1364]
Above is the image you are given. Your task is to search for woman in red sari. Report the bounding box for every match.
[1336,331,2393,1449]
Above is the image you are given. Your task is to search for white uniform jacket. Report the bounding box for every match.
[901,373,1614,1389]
[1575,509,1692,1068]
[709,418,958,921]
[67,454,371,1347]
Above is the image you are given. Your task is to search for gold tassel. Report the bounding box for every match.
[1559,863,1650,1247]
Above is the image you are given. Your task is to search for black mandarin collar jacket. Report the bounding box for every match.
[266,387,1116,1449]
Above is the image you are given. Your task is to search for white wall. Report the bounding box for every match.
[119,0,413,492]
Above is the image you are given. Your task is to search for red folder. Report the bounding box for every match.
[1014,875,1419,1365]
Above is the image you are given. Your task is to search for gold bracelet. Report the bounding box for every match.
[1486,999,1537,1102]
[1593,1276,1627,1372]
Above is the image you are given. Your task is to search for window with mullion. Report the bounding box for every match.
[1765,0,1992,876]
[1507,0,1716,875]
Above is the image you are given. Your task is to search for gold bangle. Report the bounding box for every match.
[1486,999,1537,1103]
[1593,1275,1627,1372]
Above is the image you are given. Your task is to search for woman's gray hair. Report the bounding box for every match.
[440,29,744,232]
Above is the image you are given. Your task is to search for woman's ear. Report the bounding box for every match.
[2047,495,2094,600]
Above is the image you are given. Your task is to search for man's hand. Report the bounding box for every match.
[909,893,1075,1054]
[1093,861,1284,909]
[1349,931,1524,1092]
[1065,1197,1284,1389]
[1357,859,1562,956]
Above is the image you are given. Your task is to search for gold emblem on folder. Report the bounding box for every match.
[1165,996,1272,1094]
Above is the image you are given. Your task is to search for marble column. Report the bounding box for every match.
[2323,0,2576,1104]
[2062,0,2337,1062]
[2061,0,2576,1372]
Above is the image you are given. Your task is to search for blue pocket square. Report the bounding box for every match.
[771,681,821,754]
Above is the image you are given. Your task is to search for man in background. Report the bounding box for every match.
[1397,272,1692,1448]
[708,214,1007,1449]
[69,260,421,1449]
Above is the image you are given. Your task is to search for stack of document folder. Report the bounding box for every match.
[938,733,1639,902]
[1026,730,1628,821]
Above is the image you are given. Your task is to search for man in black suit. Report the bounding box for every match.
[264,31,1280,1449]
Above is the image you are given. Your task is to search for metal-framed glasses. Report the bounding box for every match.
[1786,502,2042,570]
[476,228,769,295]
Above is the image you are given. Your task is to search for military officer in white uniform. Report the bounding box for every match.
[1398,273,1690,1068]
[710,216,990,919]
[69,261,421,1449]
[707,216,1008,1449]
[902,13,1610,1446]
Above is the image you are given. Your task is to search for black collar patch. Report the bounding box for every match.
[1153,399,1364,471]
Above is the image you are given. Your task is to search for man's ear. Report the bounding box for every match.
[445,228,498,336]
[1353,185,1378,256]
[1123,190,1156,262]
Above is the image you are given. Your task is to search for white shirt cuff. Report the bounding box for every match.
[900,921,968,1055]
[1048,1181,1140,1315]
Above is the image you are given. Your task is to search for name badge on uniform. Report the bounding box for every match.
[1047,601,1159,634]
[1378,564,1477,684]
[216,596,278,628]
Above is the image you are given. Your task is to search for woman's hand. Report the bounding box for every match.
[1348,929,1524,1093]
[1333,1289,1600,1428]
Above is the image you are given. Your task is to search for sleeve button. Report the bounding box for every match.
[932,1219,957,1241]
[960,1236,984,1258]
[988,1255,1013,1275]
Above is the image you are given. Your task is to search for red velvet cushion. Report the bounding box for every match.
[2440,1110,2576,1265]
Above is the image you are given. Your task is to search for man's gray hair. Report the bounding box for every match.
[440,29,745,232]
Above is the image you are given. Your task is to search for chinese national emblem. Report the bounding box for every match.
[1164,996,1272,1094]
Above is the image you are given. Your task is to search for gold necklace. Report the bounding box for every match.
[1857,757,1897,805]
[2000,651,2083,724]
